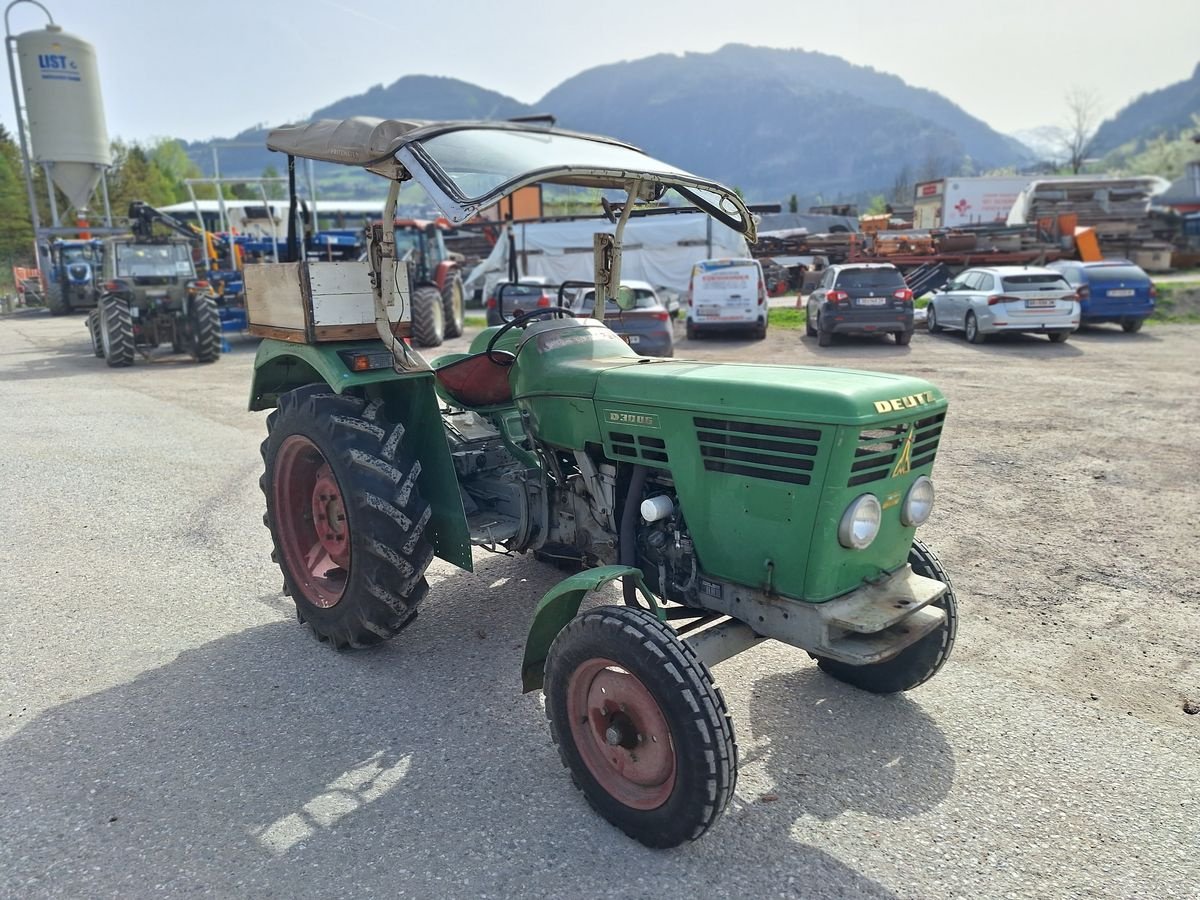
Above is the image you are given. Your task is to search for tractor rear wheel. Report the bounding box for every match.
[86,311,104,357]
[410,285,445,347]
[186,294,222,363]
[261,387,434,649]
[817,538,957,693]
[99,296,135,367]
[441,273,466,338]
[544,605,737,848]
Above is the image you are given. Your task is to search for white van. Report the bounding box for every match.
[686,258,768,339]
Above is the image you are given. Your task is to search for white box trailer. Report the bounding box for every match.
[913,176,1032,229]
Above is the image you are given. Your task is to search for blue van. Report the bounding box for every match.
[1048,260,1156,333]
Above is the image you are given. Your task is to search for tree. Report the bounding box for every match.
[0,125,34,275]
[889,164,913,206]
[1061,87,1102,174]
[865,194,889,215]
[262,165,285,200]
[787,193,798,214]
[107,141,177,212]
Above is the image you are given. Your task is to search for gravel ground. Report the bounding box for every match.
[0,311,1196,899]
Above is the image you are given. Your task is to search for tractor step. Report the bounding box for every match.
[468,513,520,545]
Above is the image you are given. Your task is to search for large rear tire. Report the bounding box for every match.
[817,538,957,694]
[441,273,466,339]
[99,296,135,367]
[260,387,434,649]
[411,285,445,348]
[186,294,222,363]
[544,606,737,848]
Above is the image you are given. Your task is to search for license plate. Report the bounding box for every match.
[1107,289,1134,297]
[1025,298,1056,308]
[698,306,721,316]
[621,334,640,344]
[857,297,886,306]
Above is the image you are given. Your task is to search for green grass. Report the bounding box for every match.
[1149,281,1200,323]
[464,314,487,329]
[768,308,807,329]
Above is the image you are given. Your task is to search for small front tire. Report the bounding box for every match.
[441,273,466,339]
[544,606,737,848]
[186,294,222,363]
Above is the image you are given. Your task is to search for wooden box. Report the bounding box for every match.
[245,260,412,343]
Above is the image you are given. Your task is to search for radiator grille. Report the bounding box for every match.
[694,417,822,486]
[847,412,944,487]
[609,431,669,464]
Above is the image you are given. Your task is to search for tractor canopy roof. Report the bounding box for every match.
[266,117,755,240]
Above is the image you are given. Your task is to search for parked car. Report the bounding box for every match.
[685,258,768,339]
[926,266,1079,344]
[486,276,554,326]
[1046,259,1156,332]
[571,280,674,357]
[804,263,913,346]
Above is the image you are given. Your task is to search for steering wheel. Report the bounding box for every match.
[486,306,573,364]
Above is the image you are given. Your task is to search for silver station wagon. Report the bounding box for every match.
[927,266,1080,344]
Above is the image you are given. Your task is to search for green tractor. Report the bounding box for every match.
[248,117,957,848]
[86,202,222,367]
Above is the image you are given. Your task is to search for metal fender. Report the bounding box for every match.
[521,566,660,693]
[250,338,473,572]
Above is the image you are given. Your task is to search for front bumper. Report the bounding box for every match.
[695,565,948,665]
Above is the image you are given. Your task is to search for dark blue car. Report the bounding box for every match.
[1048,260,1156,333]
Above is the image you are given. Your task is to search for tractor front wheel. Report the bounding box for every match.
[410,285,445,348]
[86,310,104,357]
[185,294,222,362]
[99,296,135,367]
[46,281,68,316]
[544,605,737,848]
[261,387,434,649]
[441,273,466,339]
[817,538,957,693]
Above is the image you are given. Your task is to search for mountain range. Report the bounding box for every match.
[1092,61,1200,153]
[182,44,1197,203]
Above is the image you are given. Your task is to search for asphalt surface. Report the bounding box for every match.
[1,311,1196,899]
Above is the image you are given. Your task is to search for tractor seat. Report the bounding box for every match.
[433,350,516,408]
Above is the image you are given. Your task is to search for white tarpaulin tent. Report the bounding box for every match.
[465,213,750,298]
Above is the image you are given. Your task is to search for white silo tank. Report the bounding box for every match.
[15,23,111,211]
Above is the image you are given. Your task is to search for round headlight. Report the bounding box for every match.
[901,476,935,526]
[838,494,882,550]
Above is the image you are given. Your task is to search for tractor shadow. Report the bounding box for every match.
[740,667,955,824]
[1,554,900,899]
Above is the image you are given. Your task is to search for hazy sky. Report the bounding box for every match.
[2,0,1196,143]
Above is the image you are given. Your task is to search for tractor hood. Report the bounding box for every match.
[594,361,945,427]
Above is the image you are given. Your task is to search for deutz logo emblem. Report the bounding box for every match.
[892,429,915,478]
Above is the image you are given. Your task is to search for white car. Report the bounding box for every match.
[926,266,1080,344]
[685,257,768,339]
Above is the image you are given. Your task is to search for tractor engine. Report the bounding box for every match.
[631,472,700,605]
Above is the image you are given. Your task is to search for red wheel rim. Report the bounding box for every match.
[273,435,350,608]
[566,657,676,810]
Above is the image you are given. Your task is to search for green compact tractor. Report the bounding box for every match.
[248,117,957,848]
[86,203,221,367]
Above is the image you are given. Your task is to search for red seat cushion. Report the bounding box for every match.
[434,351,515,407]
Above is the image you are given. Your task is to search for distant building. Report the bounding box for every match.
[913,176,1032,229]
